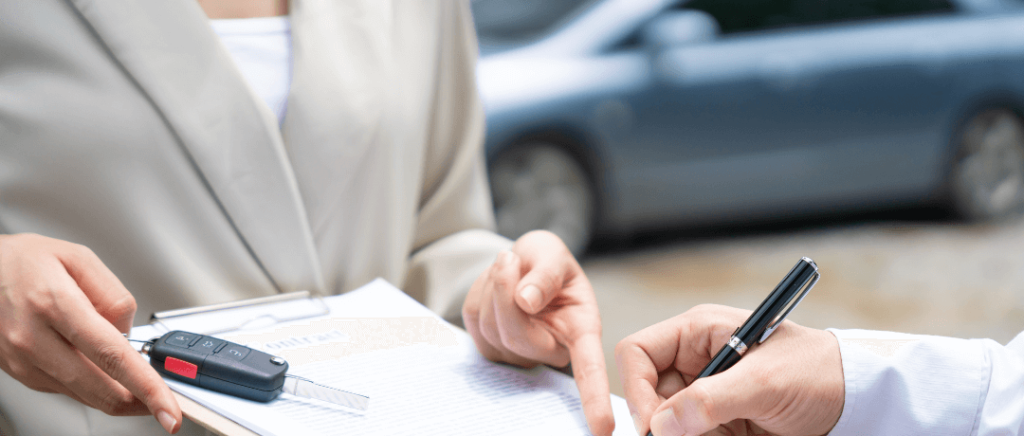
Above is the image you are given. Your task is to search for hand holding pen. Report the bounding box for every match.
[615,258,845,436]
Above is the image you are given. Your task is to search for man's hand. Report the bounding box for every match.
[0,234,182,433]
[616,304,844,436]
[463,230,614,436]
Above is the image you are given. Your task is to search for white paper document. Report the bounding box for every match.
[131,279,635,436]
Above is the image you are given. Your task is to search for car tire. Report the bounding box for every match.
[488,143,596,256]
[948,108,1024,221]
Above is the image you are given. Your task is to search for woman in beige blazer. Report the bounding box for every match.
[0,0,614,435]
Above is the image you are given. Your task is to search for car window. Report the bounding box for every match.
[471,0,597,44]
[823,0,957,21]
[682,0,956,34]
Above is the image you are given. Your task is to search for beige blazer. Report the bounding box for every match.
[0,0,511,434]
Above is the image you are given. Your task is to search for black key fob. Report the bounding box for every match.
[148,330,289,402]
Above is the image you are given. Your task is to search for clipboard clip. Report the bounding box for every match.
[150,291,330,335]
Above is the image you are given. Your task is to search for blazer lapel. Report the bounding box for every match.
[68,0,325,293]
[281,0,400,292]
[283,0,388,233]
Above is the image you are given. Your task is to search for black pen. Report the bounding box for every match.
[647,257,820,436]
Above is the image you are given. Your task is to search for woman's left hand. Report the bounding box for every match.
[463,230,614,436]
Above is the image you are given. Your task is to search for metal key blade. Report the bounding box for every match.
[283,375,369,413]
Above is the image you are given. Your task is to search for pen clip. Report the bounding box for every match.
[758,270,819,344]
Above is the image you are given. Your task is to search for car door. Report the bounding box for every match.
[617,0,958,227]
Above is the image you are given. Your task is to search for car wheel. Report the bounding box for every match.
[489,143,596,256]
[948,109,1024,221]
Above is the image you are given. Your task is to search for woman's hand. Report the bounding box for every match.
[616,304,844,436]
[0,233,182,433]
[463,230,614,436]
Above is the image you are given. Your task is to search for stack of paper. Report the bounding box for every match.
[130,279,634,436]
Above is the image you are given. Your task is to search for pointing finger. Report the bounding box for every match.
[569,332,614,436]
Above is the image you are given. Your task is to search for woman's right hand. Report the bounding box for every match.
[615,304,845,436]
[0,233,181,433]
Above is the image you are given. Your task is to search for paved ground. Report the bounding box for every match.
[582,213,1024,396]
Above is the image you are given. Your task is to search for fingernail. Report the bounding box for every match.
[631,413,643,435]
[157,410,177,434]
[520,285,542,312]
[651,408,684,436]
[501,250,515,265]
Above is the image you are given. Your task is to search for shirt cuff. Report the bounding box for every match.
[826,329,987,436]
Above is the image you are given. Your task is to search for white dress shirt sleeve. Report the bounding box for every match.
[827,328,1024,436]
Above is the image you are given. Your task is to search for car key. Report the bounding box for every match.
[135,330,369,412]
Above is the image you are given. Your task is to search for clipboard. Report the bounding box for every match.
[135,280,633,436]
[147,291,329,436]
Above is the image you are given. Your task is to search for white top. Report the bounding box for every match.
[209,16,292,125]
[827,328,1024,435]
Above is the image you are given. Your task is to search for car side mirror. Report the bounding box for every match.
[641,10,720,47]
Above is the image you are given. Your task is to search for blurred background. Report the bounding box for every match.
[469,0,1024,395]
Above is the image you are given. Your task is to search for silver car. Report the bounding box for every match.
[475,0,1024,254]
